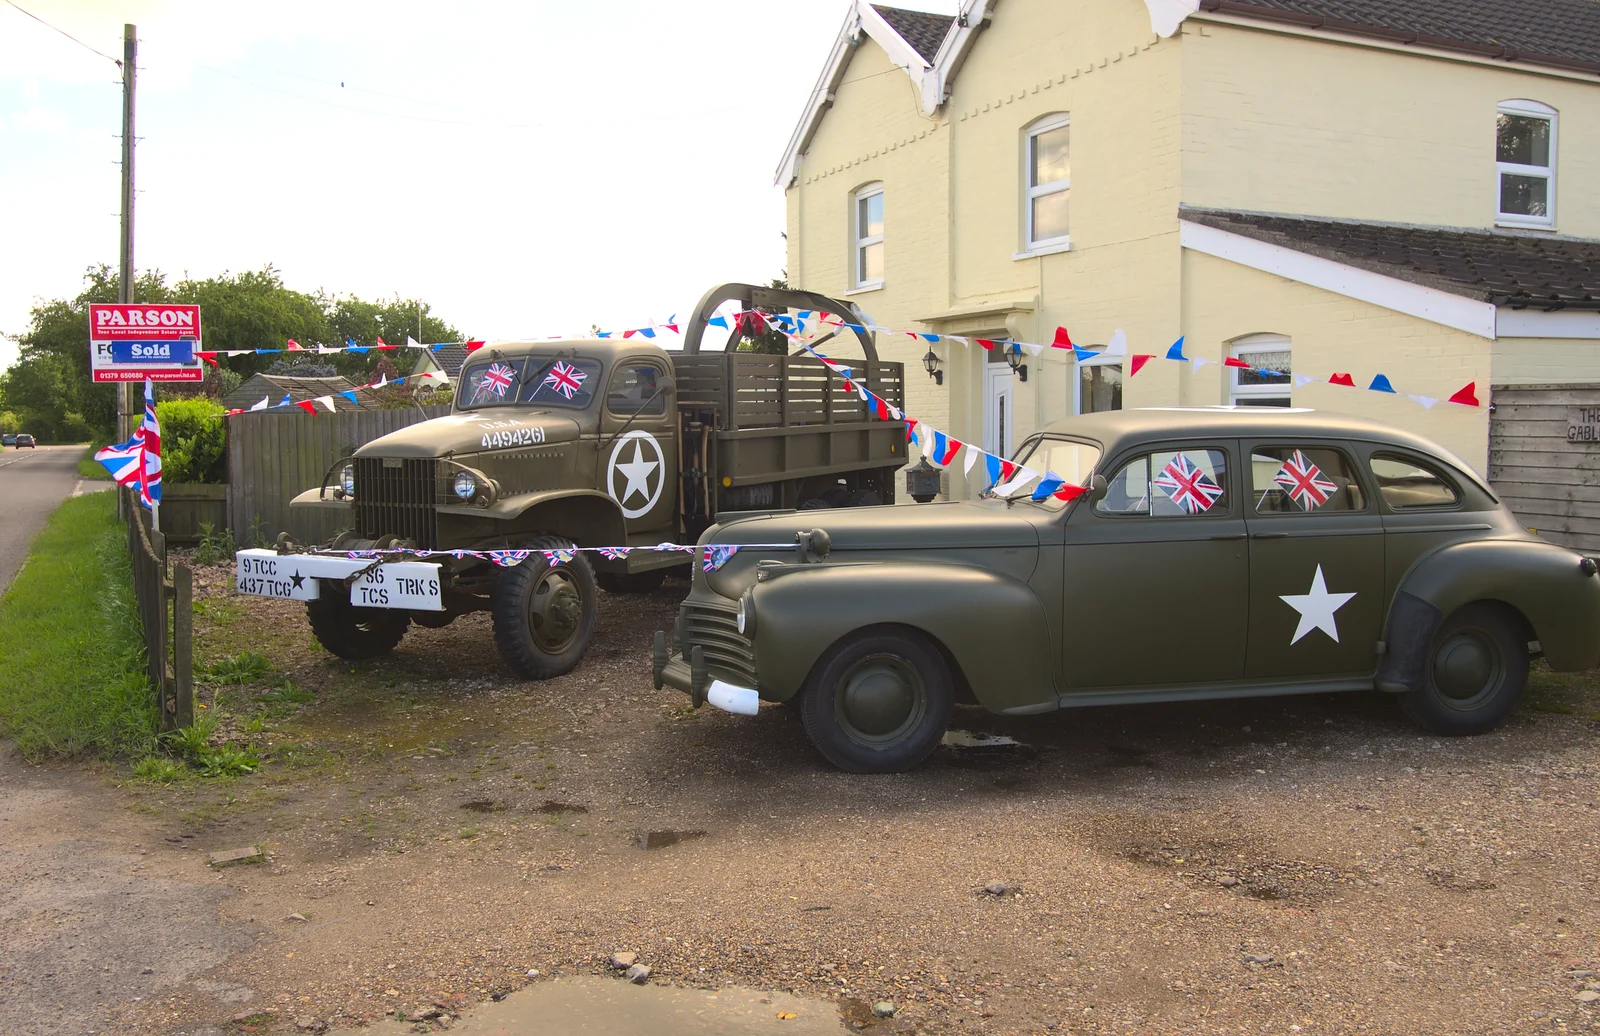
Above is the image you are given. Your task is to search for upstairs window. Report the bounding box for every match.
[1025,114,1071,248]
[1497,100,1556,229]
[852,183,884,289]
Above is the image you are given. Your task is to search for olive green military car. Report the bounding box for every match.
[653,408,1600,773]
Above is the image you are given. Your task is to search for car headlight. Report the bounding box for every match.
[453,471,480,501]
[339,463,356,496]
[736,592,754,637]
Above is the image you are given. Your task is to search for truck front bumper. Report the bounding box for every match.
[234,548,444,611]
[652,632,760,716]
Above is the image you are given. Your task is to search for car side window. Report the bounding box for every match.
[1369,454,1461,509]
[1095,448,1229,517]
[606,364,666,416]
[1251,446,1365,514]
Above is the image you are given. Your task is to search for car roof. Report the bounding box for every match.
[1040,407,1484,482]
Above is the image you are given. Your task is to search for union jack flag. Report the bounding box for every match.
[541,361,587,400]
[481,362,515,397]
[94,432,145,486]
[487,550,532,567]
[1152,454,1225,514]
[597,547,630,560]
[541,548,576,566]
[1272,450,1337,510]
[138,378,161,507]
[702,545,740,573]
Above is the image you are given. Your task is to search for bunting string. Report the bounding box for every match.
[287,541,794,574]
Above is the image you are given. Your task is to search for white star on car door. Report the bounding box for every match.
[1279,564,1357,644]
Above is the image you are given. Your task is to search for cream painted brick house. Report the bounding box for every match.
[779,0,1600,528]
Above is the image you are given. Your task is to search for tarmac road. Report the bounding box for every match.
[0,445,105,595]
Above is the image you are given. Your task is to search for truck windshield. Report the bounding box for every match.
[1009,435,1102,510]
[457,356,601,410]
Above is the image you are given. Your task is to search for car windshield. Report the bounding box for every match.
[1008,435,1102,509]
[456,355,601,410]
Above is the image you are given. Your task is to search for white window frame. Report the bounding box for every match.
[1496,99,1557,230]
[1072,351,1123,415]
[1229,334,1292,407]
[851,182,884,292]
[1022,114,1071,254]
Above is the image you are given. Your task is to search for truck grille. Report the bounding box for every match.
[354,458,439,548]
[681,602,758,689]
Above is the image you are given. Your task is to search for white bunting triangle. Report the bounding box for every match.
[1193,357,1214,370]
[407,336,423,349]
[1022,342,1044,356]
[1408,394,1439,410]
[964,446,982,475]
[1104,328,1128,356]
[1294,374,1318,387]
[249,396,269,412]
[317,395,338,413]
[993,469,1040,497]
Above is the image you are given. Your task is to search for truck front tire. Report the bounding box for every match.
[306,592,409,660]
[800,628,954,773]
[491,535,598,680]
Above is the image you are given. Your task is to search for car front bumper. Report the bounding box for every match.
[651,630,761,717]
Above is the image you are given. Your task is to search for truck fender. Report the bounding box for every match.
[441,489,629,547]
[746,561,1056,713]
[1376,538,1600,692]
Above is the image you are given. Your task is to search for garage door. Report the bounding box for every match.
[1489,383,1600,554]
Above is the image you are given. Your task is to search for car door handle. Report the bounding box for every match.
[1250,532,1288,540]
[1208,532,1247,541]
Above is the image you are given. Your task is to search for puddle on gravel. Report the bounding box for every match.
[638,829,707,850]
[460,799,507,814]
[538,800,589,815]
[940,729,1037,770]
[374,976,848,1034]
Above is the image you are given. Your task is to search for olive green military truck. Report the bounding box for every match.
[234,283,906,679]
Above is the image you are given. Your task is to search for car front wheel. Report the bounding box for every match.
[1400,602,1529,735]
[800,628,953,773]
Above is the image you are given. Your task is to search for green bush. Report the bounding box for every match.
[156,397,227,484]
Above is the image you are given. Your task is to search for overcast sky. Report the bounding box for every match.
[0,0,956,369]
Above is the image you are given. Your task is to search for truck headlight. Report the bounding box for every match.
[339,463,356,496]
[453,471,479,501]
[736,592,754,637]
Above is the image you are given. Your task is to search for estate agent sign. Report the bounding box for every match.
[1568,406,1600,444]
[88,303,204,382]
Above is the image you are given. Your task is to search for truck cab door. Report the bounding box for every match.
[599,360,677,536]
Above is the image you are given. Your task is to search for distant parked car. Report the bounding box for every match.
[1,433,14,446]
[14,434,34,448]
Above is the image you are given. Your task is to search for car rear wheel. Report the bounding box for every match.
[306,592,409,660]
[800,628,953,773]
[1400,602,1528,735]
[491,535,598,680]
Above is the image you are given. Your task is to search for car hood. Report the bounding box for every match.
[353,411,581,459]
[710,499,1041,551]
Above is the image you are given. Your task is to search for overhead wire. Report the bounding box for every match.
[1,0,123,67]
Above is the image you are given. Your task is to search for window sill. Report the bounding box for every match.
[1013,239,1072,260]
[1495,217,1556,232]
[844,282,884,296]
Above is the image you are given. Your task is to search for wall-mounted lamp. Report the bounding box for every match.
[922,347,944,386]
[1005,346,1028,382]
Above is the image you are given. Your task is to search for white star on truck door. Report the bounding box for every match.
[615,440,658,504]
[1279,565,1357,644]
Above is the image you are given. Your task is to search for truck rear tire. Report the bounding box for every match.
[597,569,667,594]
[306,593,409,660]
[491,535,598,680]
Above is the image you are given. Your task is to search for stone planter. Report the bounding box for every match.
[157,483,228,546]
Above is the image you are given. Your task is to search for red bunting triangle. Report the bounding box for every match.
[295,399,318,415]
[1328,372,1356,387]
[1000,460,1019,482]
[1053,484,1088,502]
[1224,357,1253,369]
[375,336,397,351]
[464,340,486,352]
[905,418,919,443]
[976,339,997,350]
[196,351,218,367]
[1447,382,1480,407]
[1129,354,1153,377]
[1051,326,1074,350]
[286,338,302,351]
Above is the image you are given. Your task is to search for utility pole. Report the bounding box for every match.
[117,23,138,452]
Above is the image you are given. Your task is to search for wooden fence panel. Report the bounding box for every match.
[1489,383,1600,554]
[227,407,448,546]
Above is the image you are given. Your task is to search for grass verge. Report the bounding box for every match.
[78,445,112,480]
[0,492,156,758]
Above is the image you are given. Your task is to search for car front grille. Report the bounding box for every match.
[354,458,439,548]
[681,601,758,689]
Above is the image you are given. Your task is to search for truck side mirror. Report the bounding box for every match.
[656,375,676,396]
[1088,474,1108,503]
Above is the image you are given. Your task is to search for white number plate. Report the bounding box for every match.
[348,564,443,610]
[234,549,442,611]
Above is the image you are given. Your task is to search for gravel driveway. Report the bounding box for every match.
[12,565,1600,1035]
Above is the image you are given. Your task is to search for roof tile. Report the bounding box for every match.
[871,4,955,63]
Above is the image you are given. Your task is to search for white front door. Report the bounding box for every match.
[983,364,1014,459]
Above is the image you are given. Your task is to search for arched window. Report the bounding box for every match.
[1229,333,1291,407]
[851,182,884,290]
[1024,114,1070,249]
[1497,100,1557,229]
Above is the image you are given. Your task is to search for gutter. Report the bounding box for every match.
[1196,0,1600,78]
